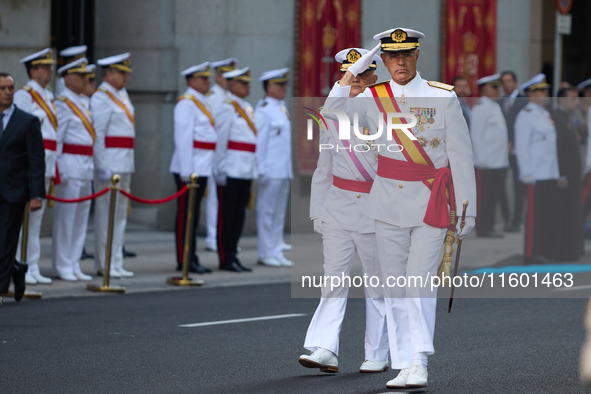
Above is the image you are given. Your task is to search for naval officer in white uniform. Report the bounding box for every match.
[55,45,88,97]
[91,53,135,278]
[52,58,95,281]
[470,74,509,238]
[14,48,58,285]
[299,48,389,374]
[255,68,292,267]
[323,28,477,389]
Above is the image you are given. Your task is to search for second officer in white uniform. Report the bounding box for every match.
[14,48,58,285]
[52,58,95,281]
[214,67,257,272]
[170,62,216,274]
[470,74,509,238]
[91,53,135,278]
[255,68,292,267]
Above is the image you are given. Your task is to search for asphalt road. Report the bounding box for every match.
[1,283,590,393]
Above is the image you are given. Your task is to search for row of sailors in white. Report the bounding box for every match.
[170,62,293,270]
[303,27,477,390]
[13,48,136,283]
[578,78,591,177]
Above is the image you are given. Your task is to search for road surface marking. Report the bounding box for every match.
[179,313,307,328]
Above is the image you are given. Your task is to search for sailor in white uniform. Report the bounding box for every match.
[514,74,560,264]
[91,53,135,278]
[169,62,216,274]
[214,67,256,272]
[299,48,390,374]
[323,28,477,389]
[204,58,238,252]
[14,48,58,285]
[52,58,95,281]
[55,45,88,97]
[255,68,292,267]
[470,74,509,238]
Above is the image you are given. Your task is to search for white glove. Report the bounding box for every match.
[216,174,227,186]
[98,169,112,182]
[313,218,323,234]
[347,43,381,77]
[521,175,535,185]
[457,217,475,240]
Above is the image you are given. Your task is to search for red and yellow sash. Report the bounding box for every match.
[230,101,256,135]
[369,82,456,229]
[27,89,57,131]
[178,94,215,127]
[100,88,135,126]
[61,98,96,142]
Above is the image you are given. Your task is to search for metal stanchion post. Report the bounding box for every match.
[167,173,205,287]
[3,202,43,300]
[87,175,126,293]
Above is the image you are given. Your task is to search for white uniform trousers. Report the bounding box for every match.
[205,176,218,246]
[51,179,92,276]
[16,177,51,275]
[93,173,131,272]
[256,178,290,259]
[304,222,389,361]
[374,220,447,369]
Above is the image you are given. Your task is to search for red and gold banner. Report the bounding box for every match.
[442,0,496,95]
[295,0,361,175]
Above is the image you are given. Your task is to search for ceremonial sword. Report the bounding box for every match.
[448,200,469,313]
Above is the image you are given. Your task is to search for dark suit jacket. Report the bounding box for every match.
[500,95,527,147]
[0,105,46,203]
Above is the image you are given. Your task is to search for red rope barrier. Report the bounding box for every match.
[46,187,110,203]
[118,186,188,205]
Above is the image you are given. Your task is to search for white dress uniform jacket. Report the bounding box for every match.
[170,87,217,178]
[514,102,560,182]
[13,79,57,178]
[91,81,135,173]
[207,84,227,112]
[470,96,509,169]
[214,93,257,180]
[310,120,378,234]
[55,88,95,180]
[324,74,477,227]
[255,97,292,179]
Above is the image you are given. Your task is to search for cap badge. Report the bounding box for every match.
[391,29,407,43]
[347,49,362,63]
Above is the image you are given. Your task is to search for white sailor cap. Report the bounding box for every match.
[335,48,381,72]
[87,64,96,79]
[211,58,238,73]
[223,67,251,82]
[520,73,551,92]
[577,78,591,91]
[19,48,57,66]
[181,62,213,78]
[59,45,88,60]
[97,52,132,73]
[373,28,425,52]
[57,58,92,76]
[259,68,289,83]
[476,73,501,86]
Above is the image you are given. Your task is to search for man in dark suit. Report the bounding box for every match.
[500,71,527,232]
[0,72,46,304]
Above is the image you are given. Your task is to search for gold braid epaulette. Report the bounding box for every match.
[366,80,389,89]
[22,85,32,92]
[427,81,455,91]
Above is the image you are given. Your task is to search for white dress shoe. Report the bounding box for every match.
[117,268,135,277]
[386,367,410,388]
[277,256,292,267]
[298,348,338,373]
[74,272,93,281]
[97,269,121,278]
[281,242,292,251]
[257,257,282,267]
[359,360,389,373]
[25,273,37,285]
[205,242,217,252]
[406,363,428,388]
[32,273,52,284]
[59,273,78,282]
